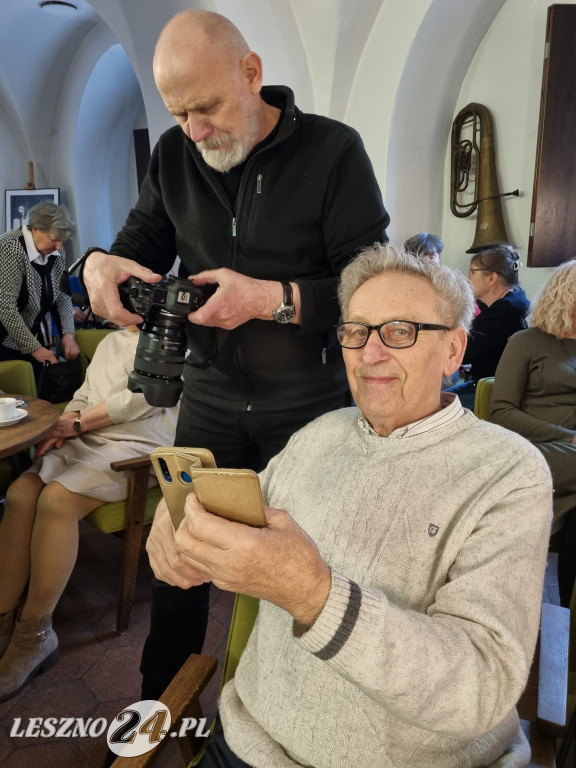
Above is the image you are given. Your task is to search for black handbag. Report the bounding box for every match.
[37,356,83,404]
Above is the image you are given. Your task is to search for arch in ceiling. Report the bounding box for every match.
[73,42,144,251]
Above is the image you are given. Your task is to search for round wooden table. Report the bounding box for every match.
[0,396,59,459]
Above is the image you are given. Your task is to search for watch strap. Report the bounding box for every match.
[281,282,293,307]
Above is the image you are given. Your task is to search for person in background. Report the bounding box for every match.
[403,232,443,263]
[82,9,389,702]
[0,201,79,379]
[147,244,552,768]
[490,259,576,607]
[0,326,179,702]
[444,244,529,409]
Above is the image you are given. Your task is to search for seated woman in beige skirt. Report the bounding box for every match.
[0,325,179,702]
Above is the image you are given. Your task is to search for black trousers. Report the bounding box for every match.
[140,390,349,700]
[557,506,576,607]
[196,717,251,768]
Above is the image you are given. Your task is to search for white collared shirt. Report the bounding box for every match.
[22,225,59,265]
[358,392,465,438]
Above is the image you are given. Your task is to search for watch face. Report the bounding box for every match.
[274,305,296,324]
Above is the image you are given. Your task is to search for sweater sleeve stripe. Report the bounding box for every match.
[313,580,362,660]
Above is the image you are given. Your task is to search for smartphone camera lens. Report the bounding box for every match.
[158,458,172,483]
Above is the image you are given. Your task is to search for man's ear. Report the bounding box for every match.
[443,327,468,375]
[240,51,263,94]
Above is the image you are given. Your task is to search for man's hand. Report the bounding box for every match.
[146,499,212,588]
[82,251,163,326]
[189,268,300,329]
[174,494,331,627]
[31,346,58,365]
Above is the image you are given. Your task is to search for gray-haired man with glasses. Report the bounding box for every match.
[147,243,552,768]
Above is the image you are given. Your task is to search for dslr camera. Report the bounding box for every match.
[120,275,212,408]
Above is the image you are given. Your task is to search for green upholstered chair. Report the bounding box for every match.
[0,360,38,496]
[473,376,494,421]
[0,358,37,398]
[75,327,117,361]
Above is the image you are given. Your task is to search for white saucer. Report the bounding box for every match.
[0,408,28,427]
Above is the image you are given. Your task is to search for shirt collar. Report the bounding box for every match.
[22,225,59,265]
[358,393,465,438]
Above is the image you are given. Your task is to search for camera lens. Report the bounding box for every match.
[127,308,187,407]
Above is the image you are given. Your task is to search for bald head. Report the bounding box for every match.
[154,10,249,77]
[152,10,279,173]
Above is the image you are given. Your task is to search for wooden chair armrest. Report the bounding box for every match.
[110,456,152,473]
[111,654,218,767]
[537,601,569,735]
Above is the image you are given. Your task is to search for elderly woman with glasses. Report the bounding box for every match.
[0,201,79,379]
[444,244,530,409]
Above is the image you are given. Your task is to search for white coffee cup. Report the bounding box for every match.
[0,397,17,420]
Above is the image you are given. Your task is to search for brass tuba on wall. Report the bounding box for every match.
[450,102,518,253]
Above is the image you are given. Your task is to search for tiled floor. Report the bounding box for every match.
[0,520,235,768]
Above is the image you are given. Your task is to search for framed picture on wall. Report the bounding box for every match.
[4,188,60,232]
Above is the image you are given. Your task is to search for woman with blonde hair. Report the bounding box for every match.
[490,259,576,605]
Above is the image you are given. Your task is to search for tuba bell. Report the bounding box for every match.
[450,102,519,254]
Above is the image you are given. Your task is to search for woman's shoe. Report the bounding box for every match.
[0,609,16,657]
[0,613,59,702]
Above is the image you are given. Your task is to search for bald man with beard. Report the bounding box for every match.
[82,10,389,702]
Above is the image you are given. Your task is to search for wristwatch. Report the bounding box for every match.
[72,415,83,434]
[272,282,296,324]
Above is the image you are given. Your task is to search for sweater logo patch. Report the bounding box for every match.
[428,523,439,537]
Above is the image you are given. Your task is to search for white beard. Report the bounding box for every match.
[198,135,252,173]
[196,108,261,173]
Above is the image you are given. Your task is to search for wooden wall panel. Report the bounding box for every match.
[528,4,576,268]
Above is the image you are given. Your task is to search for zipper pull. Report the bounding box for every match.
[232,217,237,237]
[322,347,327,364]
[256,173,263,194]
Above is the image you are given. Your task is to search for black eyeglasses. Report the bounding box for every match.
[336,320,451,349]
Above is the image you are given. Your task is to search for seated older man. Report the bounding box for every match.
[147,243,552,768]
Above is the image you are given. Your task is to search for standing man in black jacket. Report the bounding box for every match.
[82,9,389,700]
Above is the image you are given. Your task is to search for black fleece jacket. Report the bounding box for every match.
[111,86,389,411]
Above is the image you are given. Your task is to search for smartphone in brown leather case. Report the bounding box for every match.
[150,447,266,529]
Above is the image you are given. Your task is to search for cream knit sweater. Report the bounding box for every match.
[220,408,552,768]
